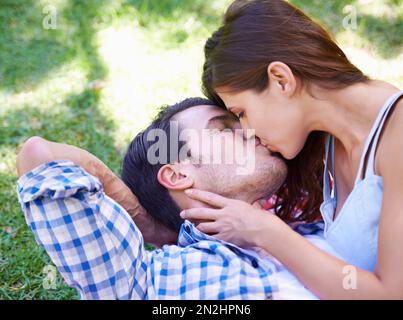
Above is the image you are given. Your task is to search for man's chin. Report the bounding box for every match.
[248,161,287,200]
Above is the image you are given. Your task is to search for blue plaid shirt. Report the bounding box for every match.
[17,160,284,300]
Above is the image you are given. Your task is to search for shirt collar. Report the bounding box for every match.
[177,220,216,247]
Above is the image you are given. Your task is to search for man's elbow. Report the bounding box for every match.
[17,136,53,177]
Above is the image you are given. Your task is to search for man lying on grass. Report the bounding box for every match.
[16,97,341,299]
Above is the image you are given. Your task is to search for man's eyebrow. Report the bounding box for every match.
[206,114,239,126]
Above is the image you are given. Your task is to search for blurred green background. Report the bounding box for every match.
[0,0,402,299]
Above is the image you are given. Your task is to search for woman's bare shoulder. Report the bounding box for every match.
[377,94,403,176]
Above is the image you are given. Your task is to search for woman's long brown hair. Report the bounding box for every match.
[202,0,369,223]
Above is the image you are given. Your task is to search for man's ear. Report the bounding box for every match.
[157,164,194,191]
[267,61,297,96]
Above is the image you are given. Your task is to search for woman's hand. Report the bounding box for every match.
[180,189,284,248]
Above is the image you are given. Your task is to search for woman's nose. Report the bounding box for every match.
[242,127,256,140]
[236,119,255,141]
[240,118,250,130]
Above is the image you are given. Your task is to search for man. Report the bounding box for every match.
[16,98,338,300]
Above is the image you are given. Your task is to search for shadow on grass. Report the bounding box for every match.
[0,89,122,170]
[124,0,228,46]
[126,0,226,26]
[0,0,108,93]
[359,13,403,59]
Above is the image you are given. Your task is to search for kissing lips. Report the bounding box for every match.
[257,139,282,158]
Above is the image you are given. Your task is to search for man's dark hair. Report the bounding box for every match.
[121,97,217,234]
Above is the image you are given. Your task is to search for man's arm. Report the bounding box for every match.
[16,160,149,299]
[16,136,177,247]
[16,136,141,216]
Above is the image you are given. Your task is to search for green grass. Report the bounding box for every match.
[0,0,402,299]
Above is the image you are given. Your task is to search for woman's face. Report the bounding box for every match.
[217,86,310,160]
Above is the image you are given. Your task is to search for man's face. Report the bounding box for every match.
[171,105,288,204]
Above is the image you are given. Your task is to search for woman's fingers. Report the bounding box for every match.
[180,207,219,221]
[196,222,220,235]
[185,189,230,208]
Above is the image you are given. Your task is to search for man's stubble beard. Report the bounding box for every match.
[196,156,288,204]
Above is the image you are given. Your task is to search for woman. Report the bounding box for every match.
[180,0,403,299]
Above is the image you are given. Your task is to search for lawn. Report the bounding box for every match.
[0,0,402,299]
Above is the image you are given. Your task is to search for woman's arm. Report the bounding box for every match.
[16,136,177,247]
[253,215,391,299]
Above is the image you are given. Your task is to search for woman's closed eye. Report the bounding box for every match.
[237,111,245,119]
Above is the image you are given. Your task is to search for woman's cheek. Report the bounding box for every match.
[251,115,269,135]
[290,130,307,159]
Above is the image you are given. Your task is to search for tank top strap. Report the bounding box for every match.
[323,135,331,201]
[330,135,337,201]
[323,134,337,201]
[357,91,403,182]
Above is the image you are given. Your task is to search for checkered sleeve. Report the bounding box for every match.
[16,160,149,300]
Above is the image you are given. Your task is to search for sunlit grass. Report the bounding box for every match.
[338,33,403,86]
[97,23,207,150]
